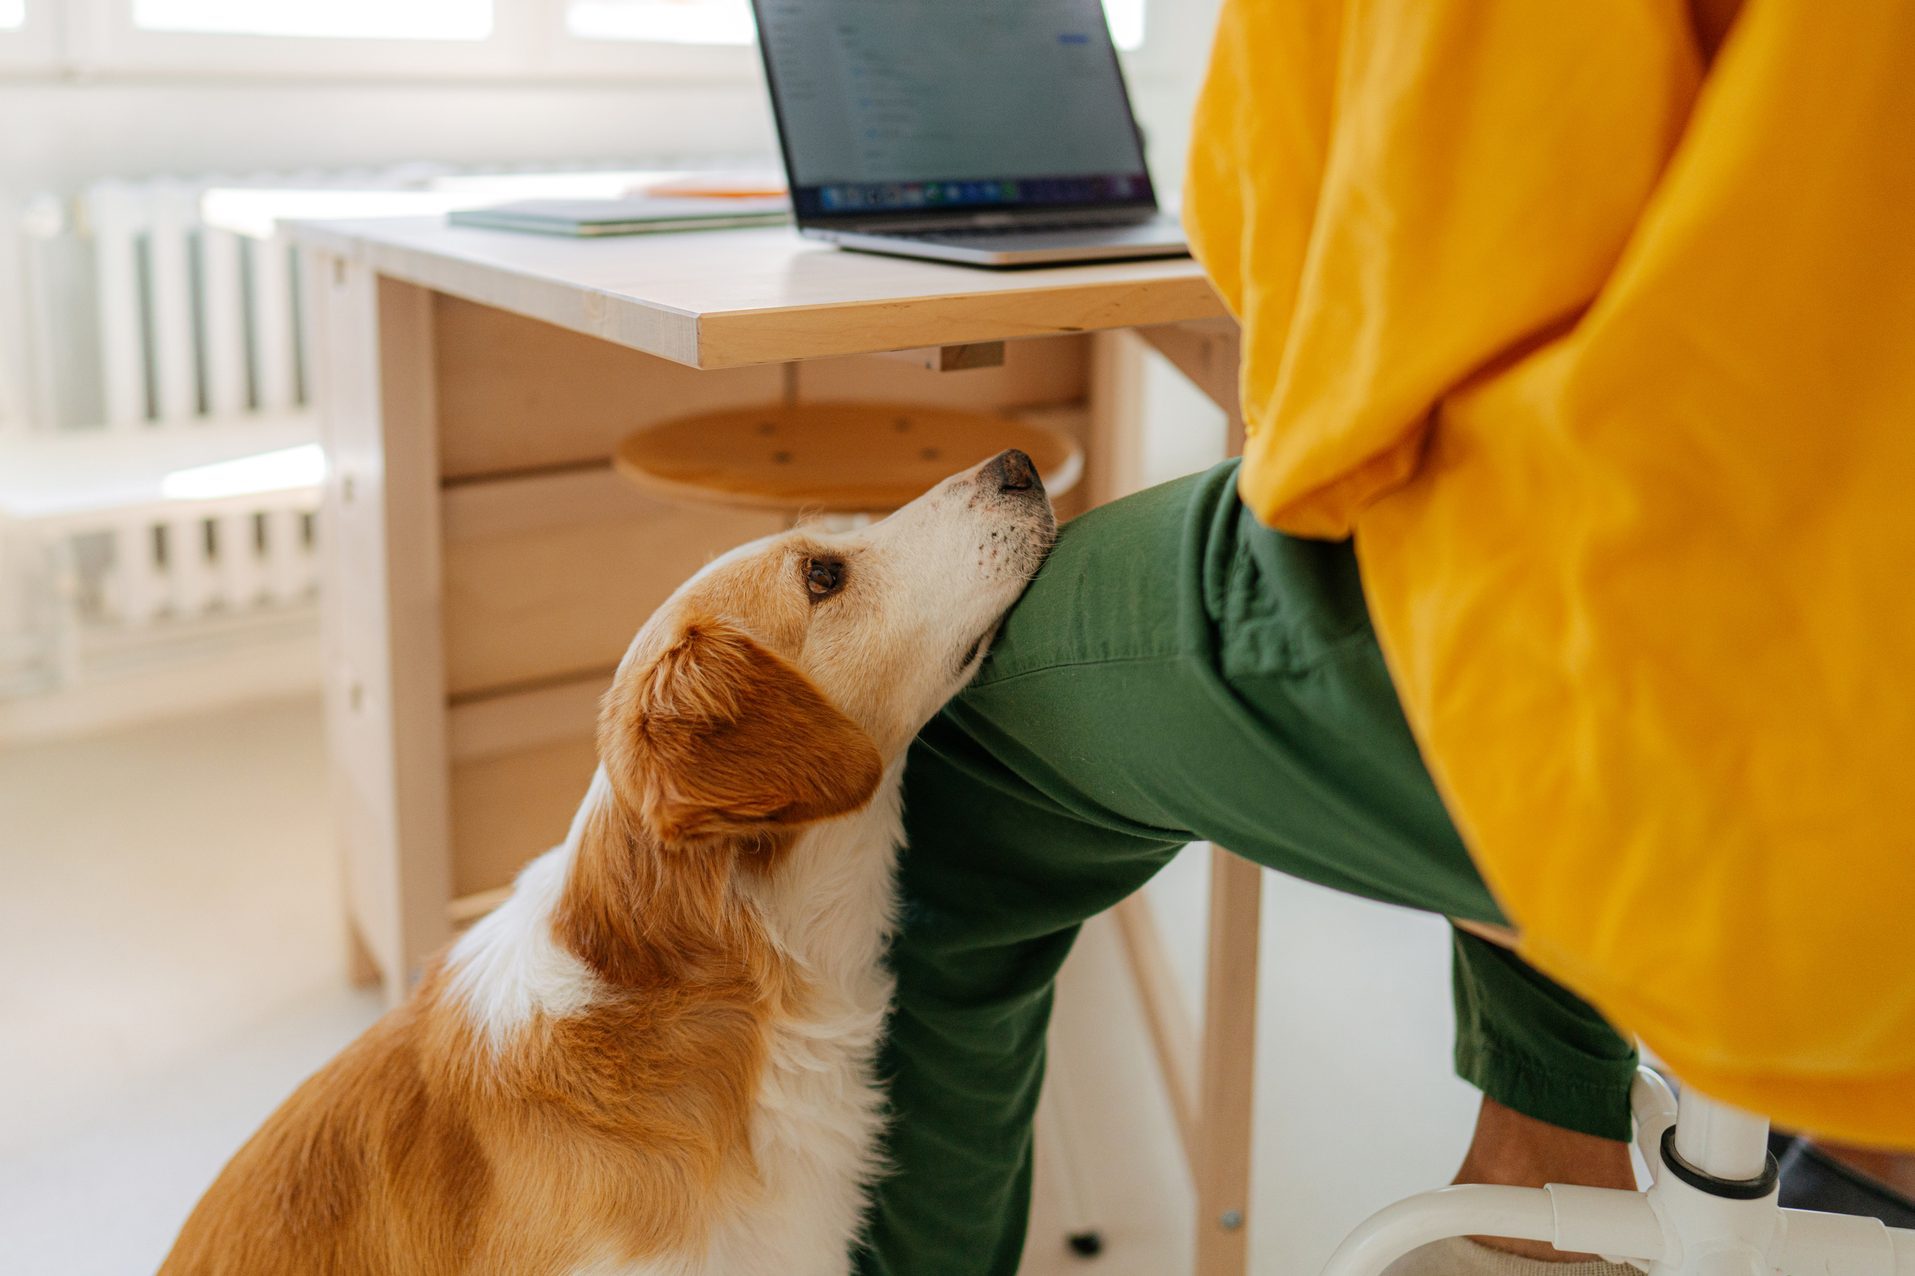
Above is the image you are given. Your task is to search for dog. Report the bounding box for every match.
[160,449,1056,1276]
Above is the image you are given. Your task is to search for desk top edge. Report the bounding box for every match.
[290,216,1227,370]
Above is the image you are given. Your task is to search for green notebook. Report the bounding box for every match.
[449,196,789,237]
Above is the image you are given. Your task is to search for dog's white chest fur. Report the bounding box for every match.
[696,774,904,1276]
[453,767,905,1276]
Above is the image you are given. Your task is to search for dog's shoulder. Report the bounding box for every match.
[160,995,485,1275]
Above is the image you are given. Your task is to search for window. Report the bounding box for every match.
[1105,0,1146,50]
[130,0,493,40]
[74,0,518,74]
[566,0,1147,50]
[0,0,55,66]
[47,0,1162,78]
[568,0,754,46]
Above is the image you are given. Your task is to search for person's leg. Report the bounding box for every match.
[855,463,1638,1276]
[1446,935,1638,1259]
[858,713,1184,1274]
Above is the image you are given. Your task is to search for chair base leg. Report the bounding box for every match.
[1320,1075,1915,1276]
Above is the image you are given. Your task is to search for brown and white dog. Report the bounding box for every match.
[161,450,1055,1276]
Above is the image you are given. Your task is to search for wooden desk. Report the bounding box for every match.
[291,217,1230,991]
[294,216,1252,1276]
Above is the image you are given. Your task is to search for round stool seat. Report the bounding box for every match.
[614,401,1082,515]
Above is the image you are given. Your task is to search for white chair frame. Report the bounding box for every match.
[1324,1067,1915,1275]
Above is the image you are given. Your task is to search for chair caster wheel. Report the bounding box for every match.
[1067,1230,1104,1257]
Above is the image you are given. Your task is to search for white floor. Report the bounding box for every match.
[0,696,1483,1276]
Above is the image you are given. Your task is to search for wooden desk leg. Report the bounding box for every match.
[1130,320,1264,1274]
[307,254,453,1006]
[1138,318,1243,442]
[343,909,382,989]
[1100,323,1262,1272]
[1195,846,1263,1276]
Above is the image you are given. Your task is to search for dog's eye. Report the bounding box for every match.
[804,557,845,600]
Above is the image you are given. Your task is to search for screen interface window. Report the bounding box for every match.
[760,0,1150,216]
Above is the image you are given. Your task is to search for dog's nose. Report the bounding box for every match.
[985,449,1041,494]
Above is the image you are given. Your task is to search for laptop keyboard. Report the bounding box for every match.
[863,217,1146,243]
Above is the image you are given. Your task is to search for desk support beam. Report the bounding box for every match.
[1140,317,1244,450]
[877,341,1008,372]
[308,255,453,1007]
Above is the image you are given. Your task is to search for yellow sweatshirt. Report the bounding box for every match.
[1184,0,1915,1146]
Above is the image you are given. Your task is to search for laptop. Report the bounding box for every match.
[751,0,1187,269]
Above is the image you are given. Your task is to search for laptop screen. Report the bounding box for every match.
[753,0,1155,221]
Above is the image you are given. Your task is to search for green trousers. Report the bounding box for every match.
[854,462,1637,1276]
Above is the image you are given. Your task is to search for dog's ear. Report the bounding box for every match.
[605,618,884,846]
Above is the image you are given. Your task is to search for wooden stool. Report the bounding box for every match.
[614,401,1082,518]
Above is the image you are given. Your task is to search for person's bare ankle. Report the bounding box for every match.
[1452,1097,1636,1263]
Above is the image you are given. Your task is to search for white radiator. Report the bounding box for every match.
[87,177,305,433]
[0,171,337,704]
[81,177,320,629]
[0,159,767,721]
[82,181,319,632]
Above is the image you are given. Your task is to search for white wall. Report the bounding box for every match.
[0,0,1221,428]
[0,0,1221,198]
[0,79,776,197]
[0,74,1213,197]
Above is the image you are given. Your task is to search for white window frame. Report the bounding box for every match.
[1114,0,1213,86]
[0,0,61,70]
[65,0,534,77]
[41,0,1182,83]
[534,0,1160,82]
[533,0,767,84]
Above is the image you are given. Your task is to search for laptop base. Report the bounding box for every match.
[805,216,1189,268]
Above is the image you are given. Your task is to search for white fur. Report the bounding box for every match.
[695,767,906,1276]
[447,768,609,1046]
[470,766,905,1276]
[448,762,905,1276]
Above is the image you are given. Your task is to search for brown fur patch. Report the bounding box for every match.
[600,616,883,849]
[161,612,879,1275]
[161,998,494,1275]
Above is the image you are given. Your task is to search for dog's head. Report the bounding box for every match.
[599,449,1055,847]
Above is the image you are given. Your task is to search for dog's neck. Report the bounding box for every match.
[563,762,902,981]
[448,763,905,1045]
[734,761,905,993]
